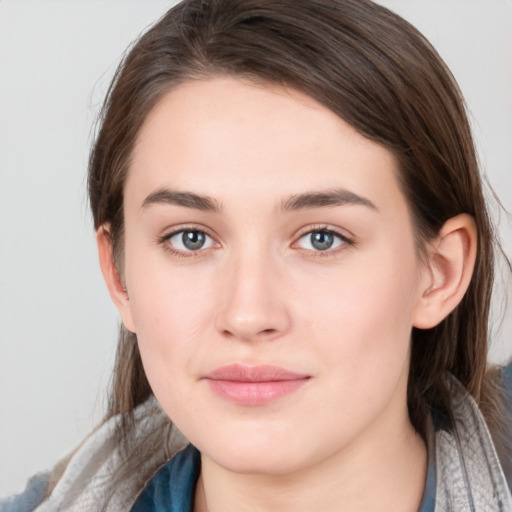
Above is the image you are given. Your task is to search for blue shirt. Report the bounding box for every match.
[131,445,201,512]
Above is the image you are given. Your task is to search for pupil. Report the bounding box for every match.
[311,231,333,251]
[182,231,205,250]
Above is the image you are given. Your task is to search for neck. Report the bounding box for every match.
[194,411,427,512]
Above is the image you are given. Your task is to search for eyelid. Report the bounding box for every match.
[292,223,354,241]
[159,223,217,240]
[157,224,221,256]
[291,224,355,254]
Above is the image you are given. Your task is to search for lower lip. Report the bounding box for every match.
[206,378,309,405]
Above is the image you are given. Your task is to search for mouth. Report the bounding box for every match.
[203,364,311,405]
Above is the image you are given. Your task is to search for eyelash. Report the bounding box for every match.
[157,225,218,259]
[158,225,354,259]
[292,225,354,258]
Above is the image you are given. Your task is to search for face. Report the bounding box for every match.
[118,77,429,476]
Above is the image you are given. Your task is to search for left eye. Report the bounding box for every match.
[167,230,215,252]
[296,230,346,252]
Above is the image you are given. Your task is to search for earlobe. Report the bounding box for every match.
[96,225,137,333]
[412,214,477,329]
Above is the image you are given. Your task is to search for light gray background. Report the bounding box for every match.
[1,0,511,496]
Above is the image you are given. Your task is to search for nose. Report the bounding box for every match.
[215,247,291,342]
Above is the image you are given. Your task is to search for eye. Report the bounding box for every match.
[165,230,216,252]
[296,229,348,252]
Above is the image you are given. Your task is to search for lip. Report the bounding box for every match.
[203,364,310,405]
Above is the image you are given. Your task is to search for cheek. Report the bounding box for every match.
[297,246,420,385]
[124,253,217,397]
[124,228,216,334]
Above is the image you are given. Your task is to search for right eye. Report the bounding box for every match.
[164,229,216,253]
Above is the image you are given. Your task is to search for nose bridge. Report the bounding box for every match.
[216,239,289,341]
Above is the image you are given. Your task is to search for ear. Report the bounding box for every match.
[96,225,137,333]
[412,214,477,329]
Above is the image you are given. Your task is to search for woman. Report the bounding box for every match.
[3,0,511,510]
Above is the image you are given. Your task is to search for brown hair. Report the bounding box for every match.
[87,0,509,488]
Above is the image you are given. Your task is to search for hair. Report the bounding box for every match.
[86,0,510,492]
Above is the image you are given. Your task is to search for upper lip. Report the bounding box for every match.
[204,364,310,382]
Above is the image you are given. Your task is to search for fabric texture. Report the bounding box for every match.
[434,375,511,511]
[2,368,511,512]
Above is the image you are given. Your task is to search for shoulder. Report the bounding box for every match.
[0,473,49,512]
[1,397,188,512]
[432,367,512,509]
[486,360,512,491]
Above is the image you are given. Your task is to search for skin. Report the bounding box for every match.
[98,77,477,511]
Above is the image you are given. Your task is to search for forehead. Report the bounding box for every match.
[126,76,402,211]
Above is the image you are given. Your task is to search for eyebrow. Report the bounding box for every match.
[141,188,222,212]
[282,188,378,212]
[141,187,376,214]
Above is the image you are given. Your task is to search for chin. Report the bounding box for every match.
[197,427,318,476]
[213,448,305,476]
